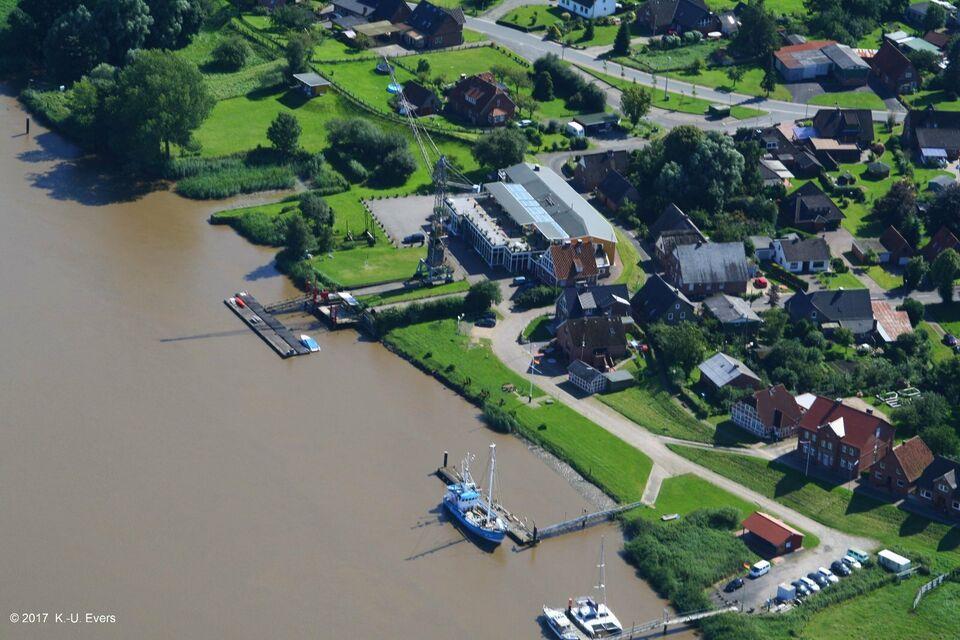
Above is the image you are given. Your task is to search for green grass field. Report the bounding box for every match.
[627,40,722,73]
[613,228,645,290]
[498,5,627,47]
[927,303,960,336]
[807,90,887,111]
[817,271,866,290]
[309,244,427,288]
[855,21,910,48]
[522,314,554,341]
[358,279,470,306]
[919,321,955,362]
[668,445,960,570]
[710,0,807,14]
[863,265,903,290]
[661,64,793,102]
[385,319,653,502]
[905,90,960,112]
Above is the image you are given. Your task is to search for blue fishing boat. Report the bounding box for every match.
[442,444,506,545]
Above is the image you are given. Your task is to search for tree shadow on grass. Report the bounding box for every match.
[899,512,933,538]
[712,420,762,448]
[938,526,960,552]
[844,490,885,516]
[277,88,312,110]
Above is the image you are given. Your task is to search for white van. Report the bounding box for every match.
[748,560,771,578]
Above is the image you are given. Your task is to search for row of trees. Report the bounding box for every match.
[532,53,607,113]
[7,0,206,81]
[325,117,418,186]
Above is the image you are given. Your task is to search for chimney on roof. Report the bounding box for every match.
[533,165,540,171]
[834,398,842,405]
[867,408,874,415]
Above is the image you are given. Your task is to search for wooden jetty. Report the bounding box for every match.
[224,292,311,358]
[608,605,739,639]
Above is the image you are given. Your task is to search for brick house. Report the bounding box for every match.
[555,316,628,370]
[780,182,845,233]
[402,1,464,50]
[916,457,960,520]
[795,395,895,480]
[630,274,697,326]
[536,239,604,287]
[446,72,516,126]
[922,225,960,262]
[731,384,804,441]
[870,436,934,497]
[635,0,720,34]
[880,225,915,266]
[555,284,631,324]
[572,149,629,192]
[870,40,919,94]
[664,241,750,299]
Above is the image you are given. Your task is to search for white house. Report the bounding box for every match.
[557,0,616,20]
[773,236,831,274]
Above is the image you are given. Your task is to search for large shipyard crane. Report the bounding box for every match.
[383,56,474,283]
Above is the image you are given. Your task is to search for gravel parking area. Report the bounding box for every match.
[366,195,434,246]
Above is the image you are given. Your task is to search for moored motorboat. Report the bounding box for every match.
[542,605,579,640]
[299,334,320,352]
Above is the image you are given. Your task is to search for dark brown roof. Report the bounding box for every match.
[923,30,952,49]
[811,108,874,146]
[446,73,514,118]
[781,182,845,226]
[550,239,599,282]
[744,384,803,428]
[558,316,627,351]
[879,225,914,257]
[798,396,894,450]
[742,511,803,546]
[922,225,960,261]
[891,436,935,483]
[870,40,916,83]
[402,81,438,109]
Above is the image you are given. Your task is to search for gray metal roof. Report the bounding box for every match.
[484,181,568,240]
[673,242,749,285]
[822,43,870,70]
[703,294,762,324]
[698,352,760,388]
[495,163,617,243]
[292,72,330,87]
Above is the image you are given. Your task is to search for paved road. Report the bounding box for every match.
[465,17,906,128]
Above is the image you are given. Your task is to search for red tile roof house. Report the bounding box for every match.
[741,511,804,556]
[922,225,960,262]
[445,72,516,126]
[536,238,605,287]
[870,436,934,497]
[731,384,804,441]
[795,394,895,481]
[870,40,919,94]
[880,225,915,266]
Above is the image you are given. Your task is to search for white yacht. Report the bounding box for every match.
[567,537,623,638]
[542,605,579,640]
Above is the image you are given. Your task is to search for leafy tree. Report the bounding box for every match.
[732,0,778,58]
[267,112,302,156]
[892,392,950,438]
[532,53,584,97]
[285,32,313,74]
[922,424,960,457]
[621,84,651,126]
[464,279,502,314]
[898,298,925,326]
[613,20,631,55]
[374,147,417,185]
[513,93,537,119]
[907,49,941,75]
[211,35,249,70]
[299,191,332,228]
[532,70,554,100]
[923,2,947,30]
[648,321,707,375]
[570,82,606,112]
[930,248,960,302]
[65,63,117,149]
[145,0,204,49]
[872,179,916,229]
[272,3,314,31]
[416,58,430,74]
[43,4,103,81]
[8,0,84,59]
[546,23,562,42]
[107,50,214,161]
[903,256,928,291]
[832,326,854,346]
[923,183,960,235]
[284,213,312,258]
[472,127,528,168]
[942,36,960,99]
[583,20,595,42]
[94,0,153,65]
[725,66,745,88]
[760,62,777,96]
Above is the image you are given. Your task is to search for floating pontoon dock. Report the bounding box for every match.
[224,292,311,358]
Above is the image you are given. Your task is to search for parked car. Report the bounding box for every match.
[830,560,851,577]
[724,577,744,592]
[807,572,829,588]
[475,317,496,328]
[943,334,958,347]
[512,276,528,286]
[818,567,840,584]
[842,555,862,570]
[402,233,425,245]
[846,548,870,563]
[799,576,821,593]
[791,580,811,596]
[748,560,771,578]
[754,277,768,288]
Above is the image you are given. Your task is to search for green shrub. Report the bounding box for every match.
[767,263,810,292]
[514,284,561,310]
[229,209,290,246]
[211,36,250,71]
[483,403,520,434]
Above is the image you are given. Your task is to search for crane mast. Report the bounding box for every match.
[384,55,473,284]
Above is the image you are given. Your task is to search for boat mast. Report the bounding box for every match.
[597,536,607,606]
[486,443,496,525]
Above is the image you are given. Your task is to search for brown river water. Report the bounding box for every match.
[0,87,691,639]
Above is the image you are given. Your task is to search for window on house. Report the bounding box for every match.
[680,312,686,319]
[938,483,948,492]
[896,467,901,475]
[921,489,932,499]
[953,501,960,510]
[897,480,904,488]
[875,471,882,478]
[667,313,674,320]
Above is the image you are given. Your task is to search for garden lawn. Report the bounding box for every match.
[855,21,910,48]
[927,302,960,336]
[498,4,561,31]
[309,244,426,287]
[358,279,470,306]
[709,0,807,15]
[863,265,903,290]
[598,359,721,444]
[920,321,954,362]
[625,40,721,73]
[579,66,767,120]
[385,319,653,502]
[807,90,887,110]
[522,314,554,341]
[661,65,792,102]
[905,90,960,111]
[817,271,866,290]
[613,228,645,290]
[421,0,505,16]
[314,58,416,114]
[668,445,960,570]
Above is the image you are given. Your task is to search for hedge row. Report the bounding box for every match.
[767,262,810,292]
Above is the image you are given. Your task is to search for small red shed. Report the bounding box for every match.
[741,511,804,556]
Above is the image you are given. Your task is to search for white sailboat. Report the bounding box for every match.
[568,536,623,638]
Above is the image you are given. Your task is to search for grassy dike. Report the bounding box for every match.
[382,318,652,502]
